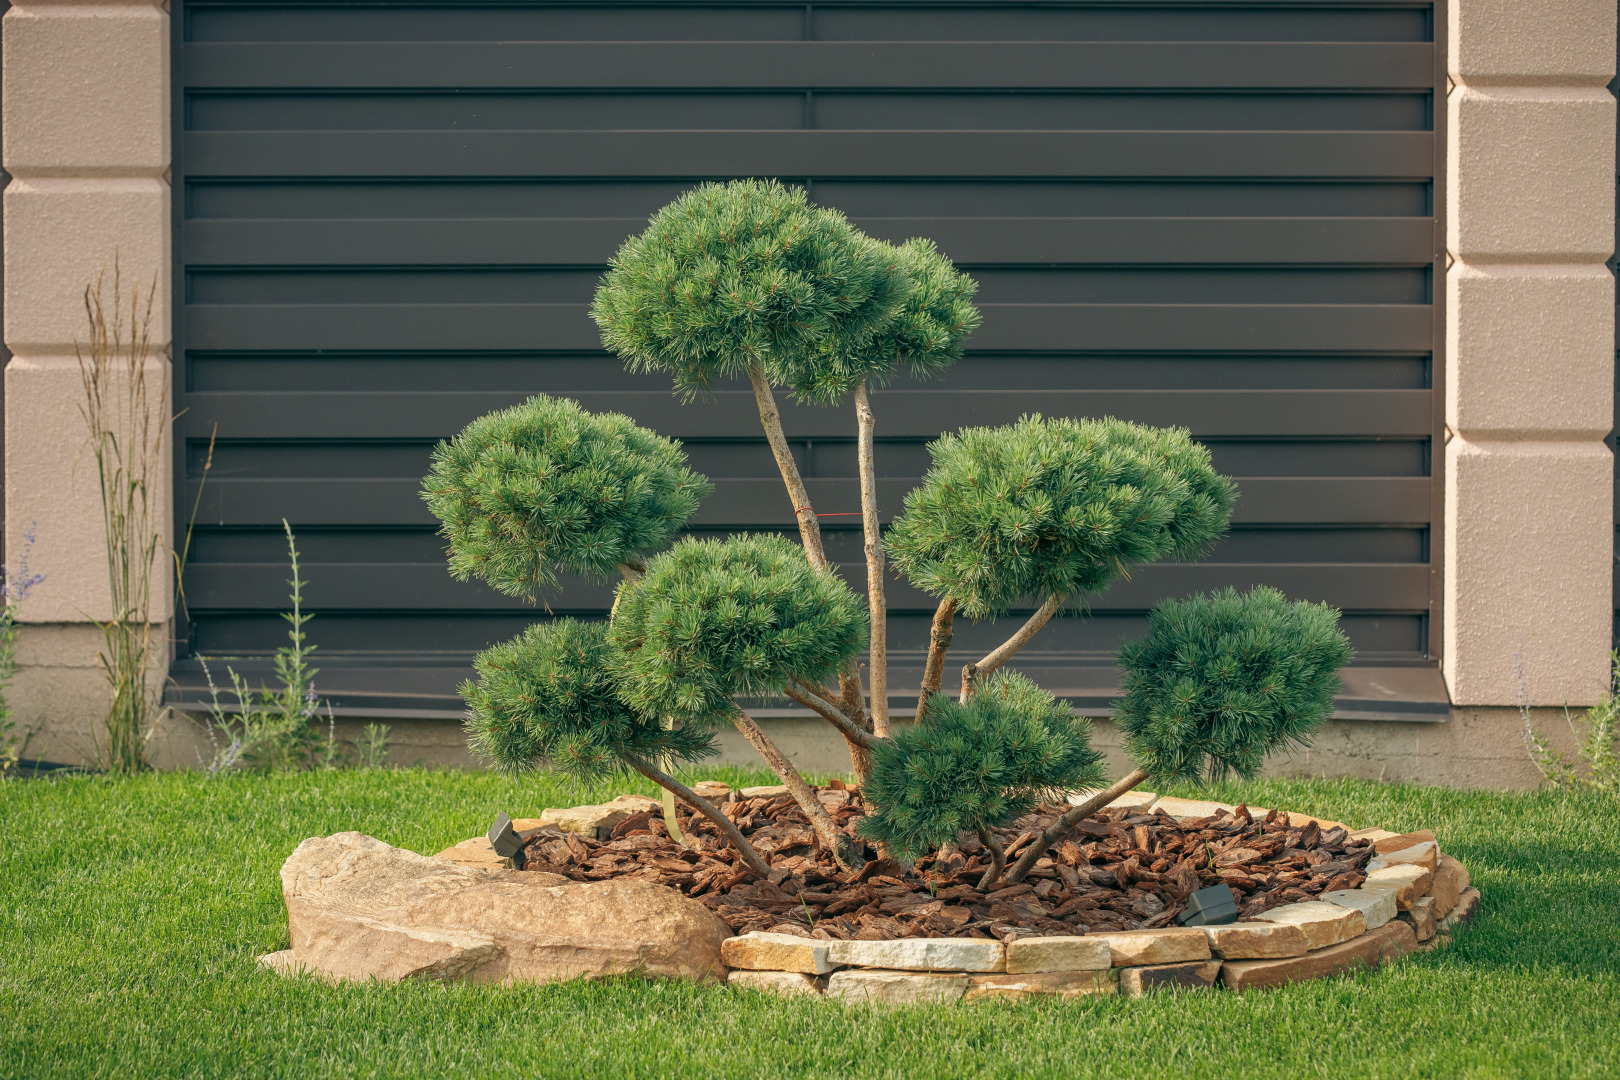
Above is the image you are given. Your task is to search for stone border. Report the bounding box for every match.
[716,792,1480,1001]
[275,788,1480,999]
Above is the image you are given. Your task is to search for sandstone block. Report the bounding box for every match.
[1367,841,1439,873]
[1004,935,1111,972]
[1373,830,1437,854]
[1441,887,1482,933]
[825,937,1005,972]
[1431,855,1472,917]
[1350,828,1399,844]
[1149,796,1233,820]
[1321,886,1398,930]
[1254,901,1366,949]
[740,785,790,798]
[721,931,835,975]
[1400,895,1437,942]
[826,969,968,1004]
[281,832,731,985]
[258,950,306,976]
[1364,863,1433,909]
[689,781,731,801]
[1087,928,1211,966]
[1201,921,1309,959]
[1118,960,1222,998]
[539,795,660,836]
[1220,921,1415,991]
[965,969,1118,1000]
[727,969,822,998]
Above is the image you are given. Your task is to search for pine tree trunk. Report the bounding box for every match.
[853,378,889,738]
[745,357,870,761]
[730,707,867,872]
[623,752,772,879]
[746,358,827,570]
[960,594,1065,703]
[1002,767,1151,885]
[915,597,956,723]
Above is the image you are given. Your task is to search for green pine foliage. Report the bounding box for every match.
[590,179,906,396]
[1114,586,1354,784]
[886,414,1238,618]
[857,670,1106,861]
[776,237,982,404]
[607,534,867,725]
[463,619,716,781]
[421,394,711,600]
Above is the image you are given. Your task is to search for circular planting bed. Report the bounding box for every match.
[263,782,1479,999]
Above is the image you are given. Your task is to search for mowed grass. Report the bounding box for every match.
[1,766,1617,1080]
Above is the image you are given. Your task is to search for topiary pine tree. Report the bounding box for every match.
[462,617,772,877]
[857,670,1105,886]
[427,178,1358,889]
[999,586,1354,885]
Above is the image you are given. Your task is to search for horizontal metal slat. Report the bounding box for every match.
[182,559,1429,613]
[183,216,1439,267]
[182,131,1436,179]
[165,660,1451,724]
[183,476,1432,528]
[177,389,1433,441]
[182,42,1436,91]
[183,302,1434,353]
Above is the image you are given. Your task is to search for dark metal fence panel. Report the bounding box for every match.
[171,0,1445,720]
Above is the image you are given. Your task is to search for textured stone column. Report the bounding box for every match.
[1444,0,1616,707]
[2,0,172,763]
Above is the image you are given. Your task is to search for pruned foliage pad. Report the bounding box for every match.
[886,415,1237,618]
[518,788,1375,938]
[422,394,710,599]
[858,670,1106,862]
[590,178,905,395]
[775,236,981,404]
[608,534,868,725]
[463,619,715,781]
[1116,586,1355,784]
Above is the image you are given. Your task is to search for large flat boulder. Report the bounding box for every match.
[276,832,731,985]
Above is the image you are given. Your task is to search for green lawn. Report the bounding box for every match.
[1,766,1616,1080]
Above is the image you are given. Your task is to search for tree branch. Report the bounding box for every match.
[729,707,867,872]
[785,682,877,751]
[963,594,1066,701]
[745,358,827,572]
[975,825,1006,891]
[854,378,889,738]
[915,596,956,723]
[745,357,869,771]
[621,751,772,879]
[1002,767,1151,885]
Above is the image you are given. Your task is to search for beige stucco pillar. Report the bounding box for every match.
[1444,0,1617,708]
[2,0,174,764]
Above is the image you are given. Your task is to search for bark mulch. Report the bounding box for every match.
[516,784,1375,941]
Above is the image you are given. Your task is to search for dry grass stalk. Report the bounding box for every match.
[77,259,166,773]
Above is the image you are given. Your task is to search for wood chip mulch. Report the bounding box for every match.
[516,785,1375,941]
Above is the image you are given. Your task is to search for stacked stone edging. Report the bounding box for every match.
[263,791,1481,998]
[716,793,1481,1001]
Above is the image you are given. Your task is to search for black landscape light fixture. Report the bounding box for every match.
[1176,883,1240,926]
[488,811,524,867]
